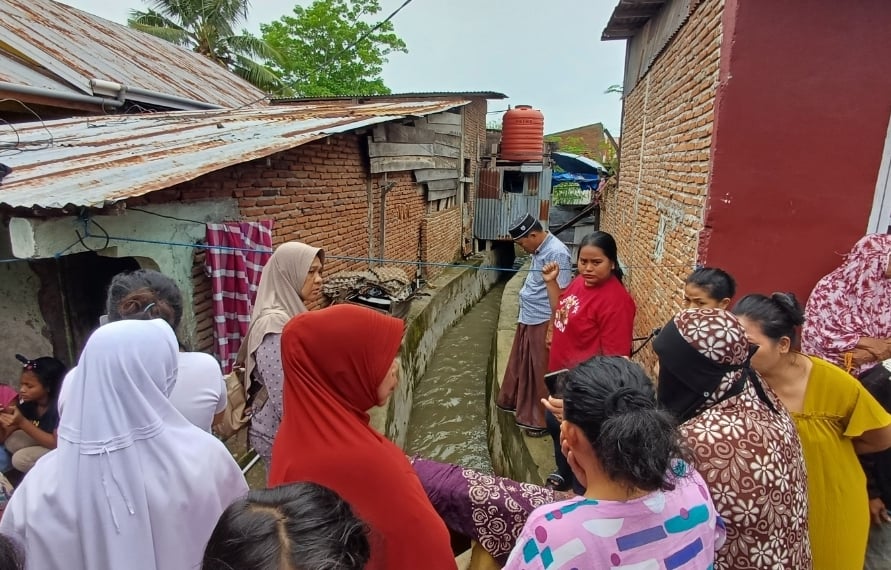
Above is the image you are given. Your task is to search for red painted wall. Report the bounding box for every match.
[701,0,891,303]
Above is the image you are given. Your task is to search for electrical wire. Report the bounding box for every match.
[321,0,414,69]
[0,99,54,154]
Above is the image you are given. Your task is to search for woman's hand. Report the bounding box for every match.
[542,396,564,422]
[542,262,560,283]
[870,498,891,525]
[857,338,891,363]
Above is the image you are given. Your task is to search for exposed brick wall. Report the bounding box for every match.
[421,207,463,280]
[462,99,487,255]
[601,0,723,369]
[191,249,214,353]
[128,122,480,354]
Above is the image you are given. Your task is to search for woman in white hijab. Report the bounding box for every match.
[245,242,324,471]
[0,319,248,570]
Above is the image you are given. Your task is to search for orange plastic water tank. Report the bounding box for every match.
[500,105,544,162]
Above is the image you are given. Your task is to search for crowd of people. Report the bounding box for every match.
[0,215,887,570]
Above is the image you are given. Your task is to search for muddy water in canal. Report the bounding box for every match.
[404,282,506,473]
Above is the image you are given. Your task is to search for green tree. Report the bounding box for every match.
[261,0,407,97]
[128,0,283,92]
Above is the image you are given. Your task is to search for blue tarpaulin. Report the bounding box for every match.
[551,172,600,190]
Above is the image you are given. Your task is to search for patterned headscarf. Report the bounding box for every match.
[654,308,773,422]
[802,234,891,375]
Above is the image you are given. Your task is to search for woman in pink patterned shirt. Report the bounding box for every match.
[505,357,724,570]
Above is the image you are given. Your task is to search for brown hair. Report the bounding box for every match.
[117,288,177,328]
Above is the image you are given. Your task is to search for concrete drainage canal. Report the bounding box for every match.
[404,281,506,473]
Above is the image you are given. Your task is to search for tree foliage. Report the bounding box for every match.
[128,0,283,92]
[261,0,407,97]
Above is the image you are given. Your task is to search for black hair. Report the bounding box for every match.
[0,533,24,569]
[563,356,688,492]
[19,356,67,401]
[685,267,736,301]
[202,482,370,570]
[733,292,805,344]
[577,231,624,282]
[106,270,184,330]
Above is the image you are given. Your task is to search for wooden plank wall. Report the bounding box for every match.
[368,111,463,212]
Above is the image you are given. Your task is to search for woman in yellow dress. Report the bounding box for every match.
[735,292,891,569]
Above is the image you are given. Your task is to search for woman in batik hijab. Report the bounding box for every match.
[802,233,891,375]
[653,308,812,570]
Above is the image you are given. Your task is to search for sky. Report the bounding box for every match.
[58,0,627,134]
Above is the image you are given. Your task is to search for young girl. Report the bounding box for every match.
[0,355,66,473]
[682,267,736,309]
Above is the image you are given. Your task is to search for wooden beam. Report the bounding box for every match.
[414,169,459,182]
[385,123,436,144]
[368,142,435,158]
[433,143,460,159]
[372,125,387,142]
[425,112,462,126]
[429,188,457,201]
[426,123,461,137]
[370,156,457,174]
[434,133,462,148]
[426,179,458,192]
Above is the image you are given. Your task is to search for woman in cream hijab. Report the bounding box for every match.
[246,242,324,471]
[0,319,248,570]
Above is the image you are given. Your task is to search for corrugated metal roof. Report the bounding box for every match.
[602,0,668,40]
[0,0,266,108]
[0,99,469,209]
[272,91,508,104]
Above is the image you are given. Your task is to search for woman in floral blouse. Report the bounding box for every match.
[653,308,812,570]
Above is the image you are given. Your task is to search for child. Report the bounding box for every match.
[0,355,66,473]
[683,267,736,309]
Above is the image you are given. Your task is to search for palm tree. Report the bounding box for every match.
[128,0,283,92]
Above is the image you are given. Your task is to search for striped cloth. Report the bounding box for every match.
[204,221,273,373]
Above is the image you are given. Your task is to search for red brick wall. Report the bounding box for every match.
[462,99,487,255]
[191,249,214,353]
[129,122,483,352]
[421,207,463,280]
[602,0,723,368]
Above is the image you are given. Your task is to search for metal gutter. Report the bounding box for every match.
[90,79,227,111]
[0,80,124,109]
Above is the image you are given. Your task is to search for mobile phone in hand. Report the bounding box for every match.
[544,369,569,398]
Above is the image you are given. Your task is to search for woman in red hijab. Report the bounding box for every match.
[269,304,456,570]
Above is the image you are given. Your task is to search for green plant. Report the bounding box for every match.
[129,0,283,91]
[261,0,407,97]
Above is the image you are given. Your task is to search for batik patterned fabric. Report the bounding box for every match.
[410,457,568,566]
[670,309,813,570]
[802,233,891,376]
[503,463,724,570]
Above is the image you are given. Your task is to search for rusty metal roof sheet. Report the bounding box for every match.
[602,0,668,40]
[272,92,508,103]
[0,0,266,108]
[0,99,469,209]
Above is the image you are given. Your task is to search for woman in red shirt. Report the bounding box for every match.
[541,231,636,491]
[544,231,636,370]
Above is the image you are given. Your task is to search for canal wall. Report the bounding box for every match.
[486,262,554,485]
[370,250,501,448]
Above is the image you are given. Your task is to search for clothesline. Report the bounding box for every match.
[0,230,699,273]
